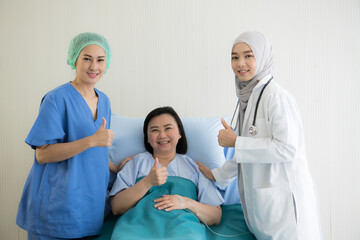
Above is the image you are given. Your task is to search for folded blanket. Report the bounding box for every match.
[93,176,255,240]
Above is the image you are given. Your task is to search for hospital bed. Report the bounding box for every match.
[92,114,255,240]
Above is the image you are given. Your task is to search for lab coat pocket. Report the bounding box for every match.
[251,186,296,231]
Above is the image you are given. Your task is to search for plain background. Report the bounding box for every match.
[1,0,359,239]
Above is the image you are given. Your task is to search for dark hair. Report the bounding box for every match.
[143,106,187,154]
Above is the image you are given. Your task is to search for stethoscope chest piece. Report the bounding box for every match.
[249,125,257,136]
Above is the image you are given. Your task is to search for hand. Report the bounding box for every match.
[196,161,215,181]
[109,156,134,174]
[145,158,168,187]
[217,118,237,147]
[154,195,187,211]
[93,118,114,147]
[117,155,134,171]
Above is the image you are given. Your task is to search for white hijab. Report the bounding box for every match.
[233,31,274,135]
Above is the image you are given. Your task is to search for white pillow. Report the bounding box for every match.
[109,114,227,169]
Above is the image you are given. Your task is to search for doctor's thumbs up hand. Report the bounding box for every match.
[93,117,114,147]
[145,157,168,187]
[218,118,237,147]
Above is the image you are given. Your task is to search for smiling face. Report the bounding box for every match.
[147,113,182,156]
[231,42,257,82]
[73,44,106,87]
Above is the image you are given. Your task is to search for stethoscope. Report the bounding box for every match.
[230,77,273,136]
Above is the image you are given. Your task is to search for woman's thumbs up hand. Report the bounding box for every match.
[218,118,237,147]
[92,117,114,147]
[145,157,168,187]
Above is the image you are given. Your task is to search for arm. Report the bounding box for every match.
[155,159,223,225]
[109,162,118,173]
[154,195,222,225]
[197,160,237,189]
[111,177,154,215]
[36,117,114,164]
[111,158,167,215]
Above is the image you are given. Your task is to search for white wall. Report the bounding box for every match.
[1,0,359,239]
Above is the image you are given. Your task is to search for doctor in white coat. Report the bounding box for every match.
[197,31,322,240]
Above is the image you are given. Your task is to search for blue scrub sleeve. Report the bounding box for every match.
[25,92,65,149]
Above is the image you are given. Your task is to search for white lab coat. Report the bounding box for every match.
[213,75,322,240]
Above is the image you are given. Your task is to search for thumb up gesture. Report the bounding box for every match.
[218,118,237,147]
[93,117,114,147]
[146,157,168,187]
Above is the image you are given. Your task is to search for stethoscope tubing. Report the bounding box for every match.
[252,77,273,126]
[230,100,240,129]
[230,77,273,134]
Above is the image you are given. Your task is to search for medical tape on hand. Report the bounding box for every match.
[176,195,185,208]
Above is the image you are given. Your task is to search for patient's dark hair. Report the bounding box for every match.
[143,106,187,154]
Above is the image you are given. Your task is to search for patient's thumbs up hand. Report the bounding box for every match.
[153,157,160,168]
[146,157,168,187]
[218,118,237,147]
[93,117,114,147]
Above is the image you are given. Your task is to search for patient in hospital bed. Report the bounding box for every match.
[93,108,255,240]
[109,106,223,239]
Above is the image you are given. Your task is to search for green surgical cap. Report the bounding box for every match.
[67,32,112,70]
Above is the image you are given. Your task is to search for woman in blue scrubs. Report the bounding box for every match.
[17,32,114,239]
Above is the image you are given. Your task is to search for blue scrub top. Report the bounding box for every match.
[16,83,111,238]
[110,152,224,207]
